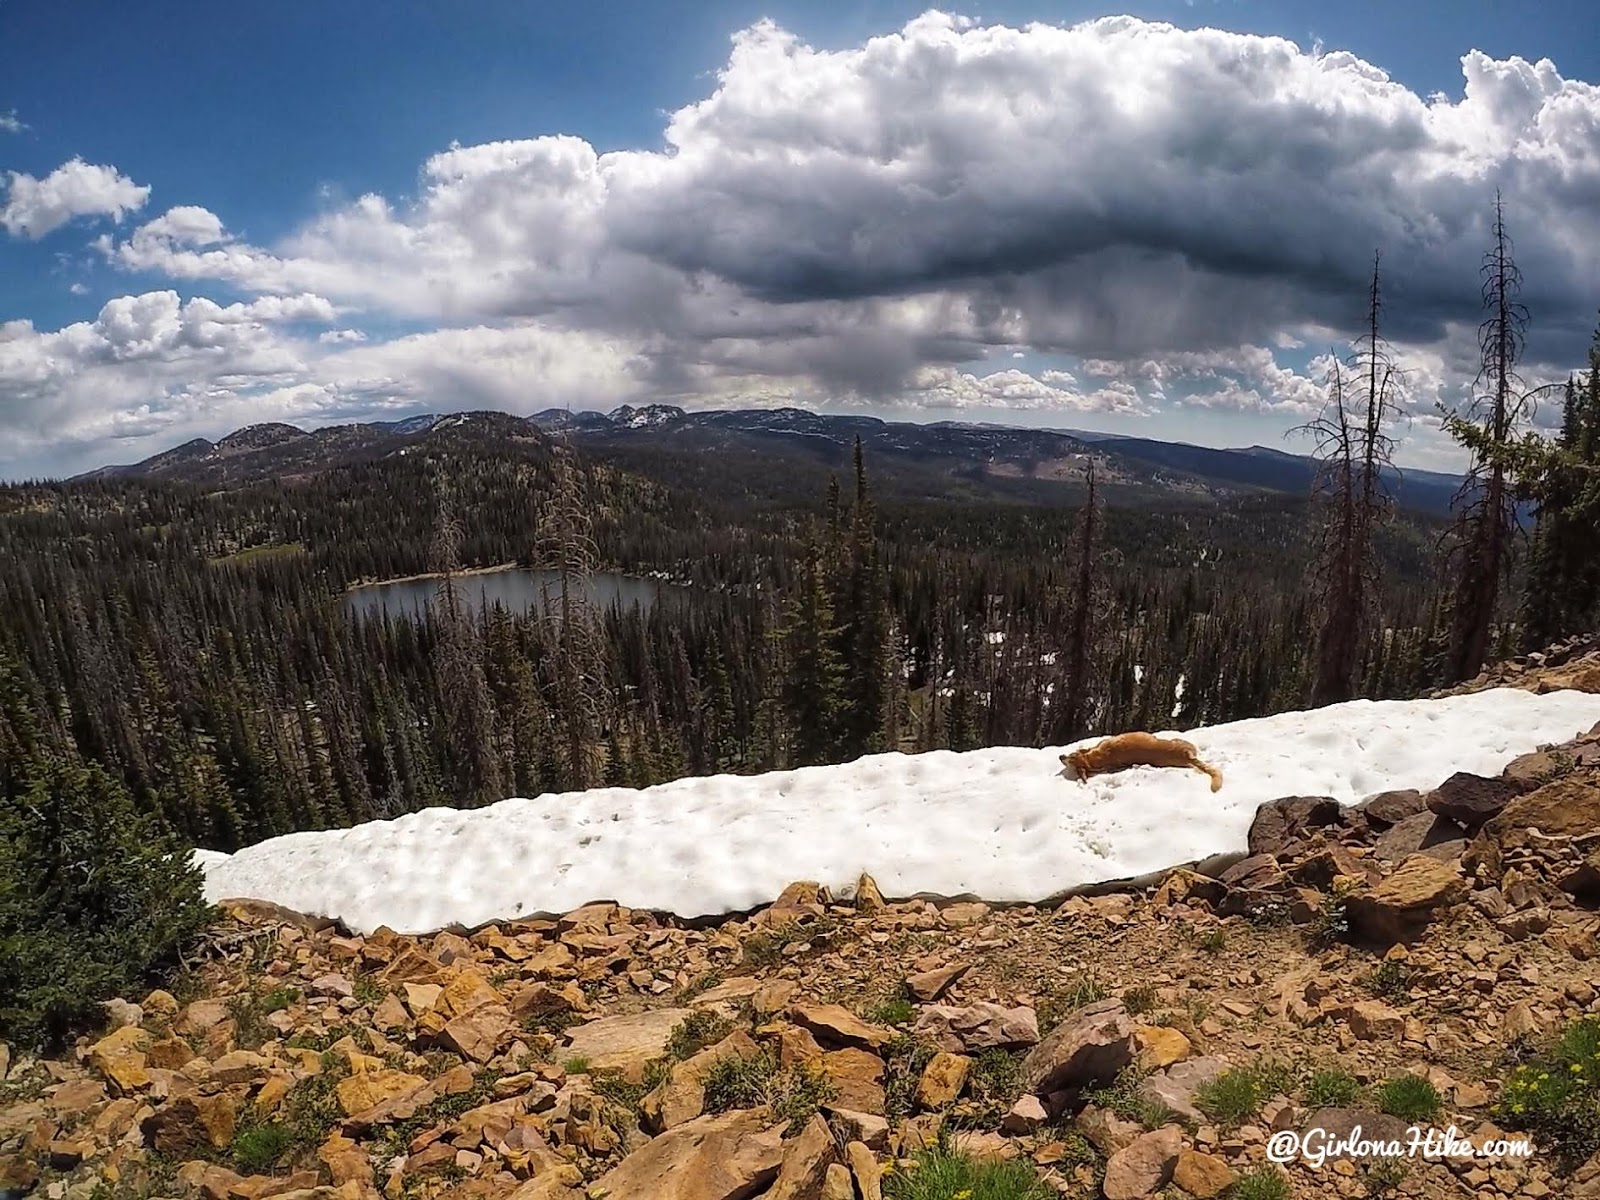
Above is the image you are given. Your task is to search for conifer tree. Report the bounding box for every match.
[781,529,844,766]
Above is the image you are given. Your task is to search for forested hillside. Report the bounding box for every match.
[0,407,1515,856]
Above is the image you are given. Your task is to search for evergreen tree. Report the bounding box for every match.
[781,530,845,766]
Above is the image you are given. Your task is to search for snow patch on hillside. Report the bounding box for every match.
[197,688,1600,935]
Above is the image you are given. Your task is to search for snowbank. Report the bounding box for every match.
[198,688,1600,934]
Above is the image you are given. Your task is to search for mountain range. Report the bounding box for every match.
[76,405,1466,515]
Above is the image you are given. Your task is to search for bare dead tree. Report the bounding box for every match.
[1053,458,1103,741]
[1296,252,1402,706]
[429,472,507,807]
[1441,193,1540,682]
[534,438,604,788]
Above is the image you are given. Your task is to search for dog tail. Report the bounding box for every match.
[1197,760,1224,792]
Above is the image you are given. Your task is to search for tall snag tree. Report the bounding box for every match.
[1441,194,1539,683]
[836,439,891,759]
[429,471,506,808]
[1051,458,1105,742]
[1298,251,1402,706]
[535,440,605,789]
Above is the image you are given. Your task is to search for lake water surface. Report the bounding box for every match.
[345,567,688,621]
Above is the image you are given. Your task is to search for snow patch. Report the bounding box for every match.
[197,688,1600,935]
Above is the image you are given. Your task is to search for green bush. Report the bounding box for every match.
[1230,1166,1292,1200]
[883,1144,1056,1200]
[0,759,215,1048]
[231,1122,297,1173]
[1304,1067,1364,1108]
[666,1010,735,1060]
[1375,1073,1442,1122]
[1497,1016,1600,1166]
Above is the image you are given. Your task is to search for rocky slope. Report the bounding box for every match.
[5,645,1600,1200]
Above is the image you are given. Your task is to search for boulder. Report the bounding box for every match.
[914,1053,970,1109]
[1484,778,1600,846]
[904,964,969,1003]
[1136,1057,1231,1124]
[766,1115,837,1200]
[1425,772,1528,830]
[1020,999,1136,1095]
[853,873,886,914]
[1218,854,1287,890]
[1001,1095,1047,1135]
[1355,789,1426,829]
[589,1108,785,1200]
[1133,1025,1191,1069]
[822,1048,887,1115]
[1173,1149,1237,1198]
[439,1004,514,1063]
[1102,1125,1182,1200]
[1340,1000,1405,1041]
[911,1002,1039,1052]
[789,1005,894,1051]
[561,1008,698,1078]
[1347,854,1468,944]
[1374,813,1465,863]
[821,1164,855,1200]
[335,1069,427,1118]
[1247,796,1343,855]
[846,1141,884,1200]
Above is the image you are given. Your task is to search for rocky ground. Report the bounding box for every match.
[5,642,1600,1200]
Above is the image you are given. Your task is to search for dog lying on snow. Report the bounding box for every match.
[1060,732,1224,792]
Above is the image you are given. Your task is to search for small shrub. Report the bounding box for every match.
[1363,1156,1408,1195]
[882,1144,1056,1200]
[227,993,272,1050]
[353,973,386,1006]
[1230,1166,1292,1200]
[1304,1067,1363,1108]
[231,1121,297,1173]
[1198,926,1229,954]
[1193,1059,1293,1128]
[278,1060,348,1158]
[593,1060,672,1111]
[957,1048,1026,1125]
[680,970,724,1000]
[262,985,301,1013]
[1121,985,1159,1016]
[1364,961,1413,1002]
[1062,975,1109,1008]
[667,1011,735,1060]
[701,1049,833,1134]
[1497,1016,1600,1166]
[868,993,917,1027]
[0,759,216,1048]
[1087,1067,1178,1129]
[883,1035,939,1121]
[1375,1073,1441,1122]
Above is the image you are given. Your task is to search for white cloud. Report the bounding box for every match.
[2,158,151,239]
[0,110,24,134]
[10,15,1600,473]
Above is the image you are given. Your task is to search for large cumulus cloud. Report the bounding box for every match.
[5,13,1600,475]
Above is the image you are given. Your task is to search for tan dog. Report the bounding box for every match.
[1060,732,1223,792]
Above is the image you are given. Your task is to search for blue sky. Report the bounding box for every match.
[3,0,1599,477]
